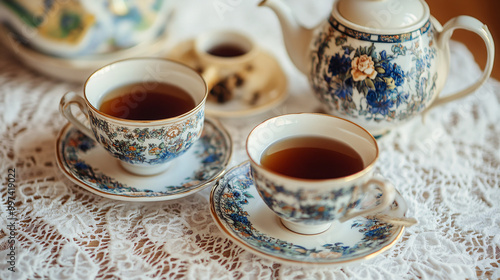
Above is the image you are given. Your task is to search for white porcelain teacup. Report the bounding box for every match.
[246,113,399,234]
[60,58,207,176]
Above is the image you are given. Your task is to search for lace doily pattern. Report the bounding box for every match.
[0,1,499,279]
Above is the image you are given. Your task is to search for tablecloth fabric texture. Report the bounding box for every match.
[0,0,499,279]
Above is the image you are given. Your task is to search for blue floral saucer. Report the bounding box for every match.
[210,161,408,266]
[56,118,232,201]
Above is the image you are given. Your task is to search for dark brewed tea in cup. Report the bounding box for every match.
[99,82,195,120]
[260,136,364,179]
[207,43,248,57]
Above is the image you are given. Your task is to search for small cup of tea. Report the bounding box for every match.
[246,113,398,235]
[194,30,259,98]
[60,58,207,176]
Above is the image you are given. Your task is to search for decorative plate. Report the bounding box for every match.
[0,0,173,57]
[210,161,408,265]
[0,23,170,83]
[167,40,288,118]
[56,118,232,201]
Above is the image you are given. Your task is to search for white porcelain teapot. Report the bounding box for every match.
[260,0,494,136]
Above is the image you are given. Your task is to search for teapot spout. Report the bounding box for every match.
[259,0,314,75]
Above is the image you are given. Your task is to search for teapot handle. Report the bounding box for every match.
[426,16,494,112]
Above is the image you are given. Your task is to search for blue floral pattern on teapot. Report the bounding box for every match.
[259,0,494,137]
[309,16,438,133]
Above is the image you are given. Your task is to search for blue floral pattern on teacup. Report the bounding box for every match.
[60,118,229,198]
[250,167,362,225]
[309,16,438,129]
[212,162,399,263]
[88,109,204,166]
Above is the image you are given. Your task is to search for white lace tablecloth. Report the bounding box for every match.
[0,1,499,279]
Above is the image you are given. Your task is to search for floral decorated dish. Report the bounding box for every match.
[0,23,170,83]
[0,0,173,57]
[56,118,232,201]
[210,161,408,265]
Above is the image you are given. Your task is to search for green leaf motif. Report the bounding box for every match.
[60,12,81,37]
[3,0,44,27]
[356,83,363,94]
[244,192,254,199]
[349,102,357,109]
[365,79,375,90]
[361,46,367,55]
[362,86,369,95]
[335,36,347,46]
[367,44,375,56]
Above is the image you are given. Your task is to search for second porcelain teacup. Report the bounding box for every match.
[194,30,259,102]
[246,113,397,234]
[60,58,207,175]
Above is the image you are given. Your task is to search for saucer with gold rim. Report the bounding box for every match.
[210,161,409,266]
[56,118,232,201]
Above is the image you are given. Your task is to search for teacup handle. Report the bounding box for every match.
[60,91,96,140]
[426,16,495,112]
[339,178,396,223]
[201,65,220,91]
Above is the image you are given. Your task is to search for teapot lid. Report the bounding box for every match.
[334,0,429,34]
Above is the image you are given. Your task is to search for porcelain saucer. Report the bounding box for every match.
[210,161,408,266]
[0,24,170,83]
[166,40,288,118]
[56,118,232,201]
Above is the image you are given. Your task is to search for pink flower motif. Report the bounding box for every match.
[351,54,377,81]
